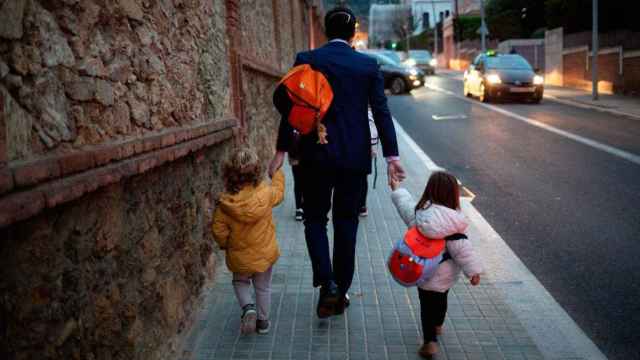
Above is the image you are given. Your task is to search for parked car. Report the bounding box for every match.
[463,51,544,103]
[361,51,426,94]
[405,50,437,75]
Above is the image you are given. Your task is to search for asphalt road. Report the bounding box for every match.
[387,73,640,360]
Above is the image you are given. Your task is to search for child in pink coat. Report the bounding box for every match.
[390,171,483,358]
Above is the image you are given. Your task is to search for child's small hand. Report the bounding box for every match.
[389,178,400,191]
[470,274,480,286]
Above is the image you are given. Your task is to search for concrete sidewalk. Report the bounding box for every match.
[544,86,640,120]
[181,123,605,360]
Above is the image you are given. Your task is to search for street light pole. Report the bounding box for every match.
[432,1,438,58]
[592,0,599,100]
[480,0,486,52]
[406,23,410,52]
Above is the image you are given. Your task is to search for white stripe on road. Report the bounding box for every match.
[426,83,640,166]
[432,114,468,121]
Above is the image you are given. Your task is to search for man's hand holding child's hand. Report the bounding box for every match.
[470,274,481,286]
[390,178,400,191]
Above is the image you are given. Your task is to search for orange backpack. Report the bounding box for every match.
[277,64,334,144]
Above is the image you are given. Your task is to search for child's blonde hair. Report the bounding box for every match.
[222,147,263,194]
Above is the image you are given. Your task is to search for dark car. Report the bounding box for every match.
[463,52,544,103]
[406,50,437,75]
[361,51,425,95]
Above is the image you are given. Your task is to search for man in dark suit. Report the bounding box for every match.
[269,6,405,318]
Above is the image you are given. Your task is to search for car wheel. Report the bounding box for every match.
[390,77,406,95]
[530,95,542,104]
[479,83,491,103]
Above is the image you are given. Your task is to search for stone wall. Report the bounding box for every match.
[0,143,227,360]
[0,0,229,163]
[0,0,326,359]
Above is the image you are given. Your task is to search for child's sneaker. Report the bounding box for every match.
[256,319,270,334]
[240,304,257,334]
[295,209,304,221]
[359,207,368,217]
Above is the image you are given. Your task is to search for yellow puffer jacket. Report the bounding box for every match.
[212,170,285,274]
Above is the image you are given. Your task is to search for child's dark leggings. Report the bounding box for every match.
[291,164,304,209]
[418,288,449,343]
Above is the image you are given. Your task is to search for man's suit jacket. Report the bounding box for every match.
[275,41,399,174]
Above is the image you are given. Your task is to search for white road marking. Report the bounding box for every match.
[392,117,445,172]
[427,83,640,166]
[432,114,468,121]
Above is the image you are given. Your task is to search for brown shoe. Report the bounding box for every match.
[418,342,439,359]
[435,325,443,335]
[335,293,350,315]
[316,282,340,318]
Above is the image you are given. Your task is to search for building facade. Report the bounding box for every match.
[405,0,454,33]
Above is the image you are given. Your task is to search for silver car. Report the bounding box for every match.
[405,50,437,75]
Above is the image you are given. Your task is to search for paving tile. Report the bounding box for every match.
[184,147,544,360]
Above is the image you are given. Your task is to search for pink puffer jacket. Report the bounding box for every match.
[391,188,483,292]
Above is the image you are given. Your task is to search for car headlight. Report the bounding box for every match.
[533,75,544,85]
[486,74,502,84]
[429,58,437,67]
[408,68,418,76]
[404,59,417,67]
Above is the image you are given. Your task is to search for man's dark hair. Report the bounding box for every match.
[325,6,357,41]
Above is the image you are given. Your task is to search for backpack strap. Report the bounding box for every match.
[444,233,467,241]
[440,233,468,263]
[372,154,377,189]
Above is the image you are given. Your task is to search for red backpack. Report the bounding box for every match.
[275,63,334,144]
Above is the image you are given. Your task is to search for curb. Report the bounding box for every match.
[393,119,608,360]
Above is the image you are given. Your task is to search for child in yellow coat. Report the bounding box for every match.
[212,148,285,335]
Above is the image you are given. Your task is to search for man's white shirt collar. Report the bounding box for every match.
[329,39,351,46]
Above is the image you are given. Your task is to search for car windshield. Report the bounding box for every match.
[381,51,402,64]
[409,51,432,61]
[374,53,398,66]
[486,55,532,70]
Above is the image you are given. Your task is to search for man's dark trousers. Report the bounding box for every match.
[301,164,365,295]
